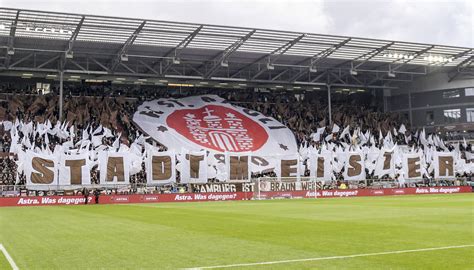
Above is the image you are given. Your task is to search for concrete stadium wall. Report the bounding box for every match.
[385,71,474,132]
[393,72,474,95]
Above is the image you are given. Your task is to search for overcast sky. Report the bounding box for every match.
[0,0,472,47]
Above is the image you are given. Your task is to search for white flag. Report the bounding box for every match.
[339,125,350,139]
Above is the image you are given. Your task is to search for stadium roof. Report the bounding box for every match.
[0,7,472,88]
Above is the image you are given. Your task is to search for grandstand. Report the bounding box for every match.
[0,6,472,188]
[0,6,472,192]
[0,7,472,133]
[0,6,473,270]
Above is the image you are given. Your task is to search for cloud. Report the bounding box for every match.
[322,0,473,47]
[0,0,471,47]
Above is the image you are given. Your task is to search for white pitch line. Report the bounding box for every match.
[0,244,19,270]
[186,244,474,269]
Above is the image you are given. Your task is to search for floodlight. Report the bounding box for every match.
[65,51,74,59]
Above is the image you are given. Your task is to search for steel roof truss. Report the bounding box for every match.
[159,25,204,74]
[239,33,305,79]
[37,55,60,69]
[391,45,434,72]
[110,20,147,72]
[4,10,20,67]
[204,29,256,78]
[9,53,32,68]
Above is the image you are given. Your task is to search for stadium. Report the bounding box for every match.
[0,3,473,270]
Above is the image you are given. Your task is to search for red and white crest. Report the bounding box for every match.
[133,95,298,173]
[167,105,268,152]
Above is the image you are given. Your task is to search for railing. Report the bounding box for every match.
[0,184,138,196]
[0,177,469,198]
[257,176,467,186]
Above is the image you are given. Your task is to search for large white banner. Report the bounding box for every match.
[99,151,131,185]
[308,152,332,182]
[179,150,208,184]
[403,153,424,180]
[146,150,176,184]
[274,154,301,181]
[374,147,395,178]
[225,152,251,181]
[133,95,298,173]
[58,152,91,186]
[433,152,455,180]
[343,152,366,181]
[25,151,58,189]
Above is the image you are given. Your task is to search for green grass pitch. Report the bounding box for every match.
[0,194,473,269]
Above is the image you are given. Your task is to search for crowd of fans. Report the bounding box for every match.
[0,83,471,195]
[0,84,401,150]
[0,157,17,186]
